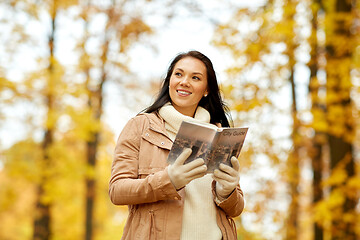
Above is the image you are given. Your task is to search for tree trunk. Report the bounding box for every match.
[285,2,300,238]
[324,0,357,238]
[33,130,53,240]
[84,76,105,240]
[286,66,300,240]
[308,2,325,239]
[85,135,99,240]
[33,2,57,240]
[84,6,109,239]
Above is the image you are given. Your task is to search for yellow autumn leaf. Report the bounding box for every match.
[312,121,327,132]
[313,200,332,222]
[323,167,347,187]
[346,177,360,189]
[328,188,345,208]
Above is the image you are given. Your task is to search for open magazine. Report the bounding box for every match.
[167,121,249,172]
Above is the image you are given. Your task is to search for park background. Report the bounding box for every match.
[0,0,359,239]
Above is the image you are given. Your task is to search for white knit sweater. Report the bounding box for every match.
[159,104,222,240]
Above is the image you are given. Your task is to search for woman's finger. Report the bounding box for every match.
[174,148,192,166]
[182,158,205,172]
[185,164,207,178]
[218,163,238,177]
[213,169,235,182]
[230,156,240,172]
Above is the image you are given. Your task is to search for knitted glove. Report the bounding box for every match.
[212,156,240,200]
[168,148,207,190]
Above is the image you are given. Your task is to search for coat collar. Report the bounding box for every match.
[139,111,172,142]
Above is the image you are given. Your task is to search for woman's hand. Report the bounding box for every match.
[212,156,240,200]
[168,148,207,190]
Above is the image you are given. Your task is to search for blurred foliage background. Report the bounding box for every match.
[0,0,360,239]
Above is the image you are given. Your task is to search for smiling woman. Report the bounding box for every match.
[109,50,245,240]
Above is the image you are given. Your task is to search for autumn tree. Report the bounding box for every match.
[307,0,326,239]
[213,0,360,239]
[1,0,156,239]
[75,1,152,239]
[213,0,306,237]
[32,1,59,239]
[0,1,46,239]
[322,0,357,238]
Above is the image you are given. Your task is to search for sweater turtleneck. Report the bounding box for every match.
[158,103,211,141]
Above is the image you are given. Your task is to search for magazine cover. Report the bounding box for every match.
[167,121,249,172]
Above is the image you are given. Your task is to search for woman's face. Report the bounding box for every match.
[169,56,208,117]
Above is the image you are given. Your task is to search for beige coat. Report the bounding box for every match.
[109,112,245,240]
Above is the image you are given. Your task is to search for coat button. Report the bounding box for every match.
[174,196,179,200]
[145,133,149,137]
[161,142,164,145]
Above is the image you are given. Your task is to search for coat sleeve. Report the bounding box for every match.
[212,181,245,218]
[109,116,180,206]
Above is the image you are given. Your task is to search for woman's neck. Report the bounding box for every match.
[172,105,197,117]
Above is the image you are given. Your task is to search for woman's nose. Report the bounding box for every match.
[180,76,190,86]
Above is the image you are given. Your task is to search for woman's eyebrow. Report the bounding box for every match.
[175,68,204,76]
[193,72,204,76]
[174,68,184,72]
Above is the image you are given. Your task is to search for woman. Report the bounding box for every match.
[109,50,245,240]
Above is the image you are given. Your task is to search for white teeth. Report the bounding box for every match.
[177,90,191,95]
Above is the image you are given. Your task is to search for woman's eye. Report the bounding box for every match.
[175,72,182,77]
[193,76,200,80]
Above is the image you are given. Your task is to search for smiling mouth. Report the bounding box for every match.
[177,90,192,96]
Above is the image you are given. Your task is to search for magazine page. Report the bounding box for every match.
[206,127,248,172]
[167,121,218,165]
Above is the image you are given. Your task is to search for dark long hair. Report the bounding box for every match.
[144,50,232,127]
